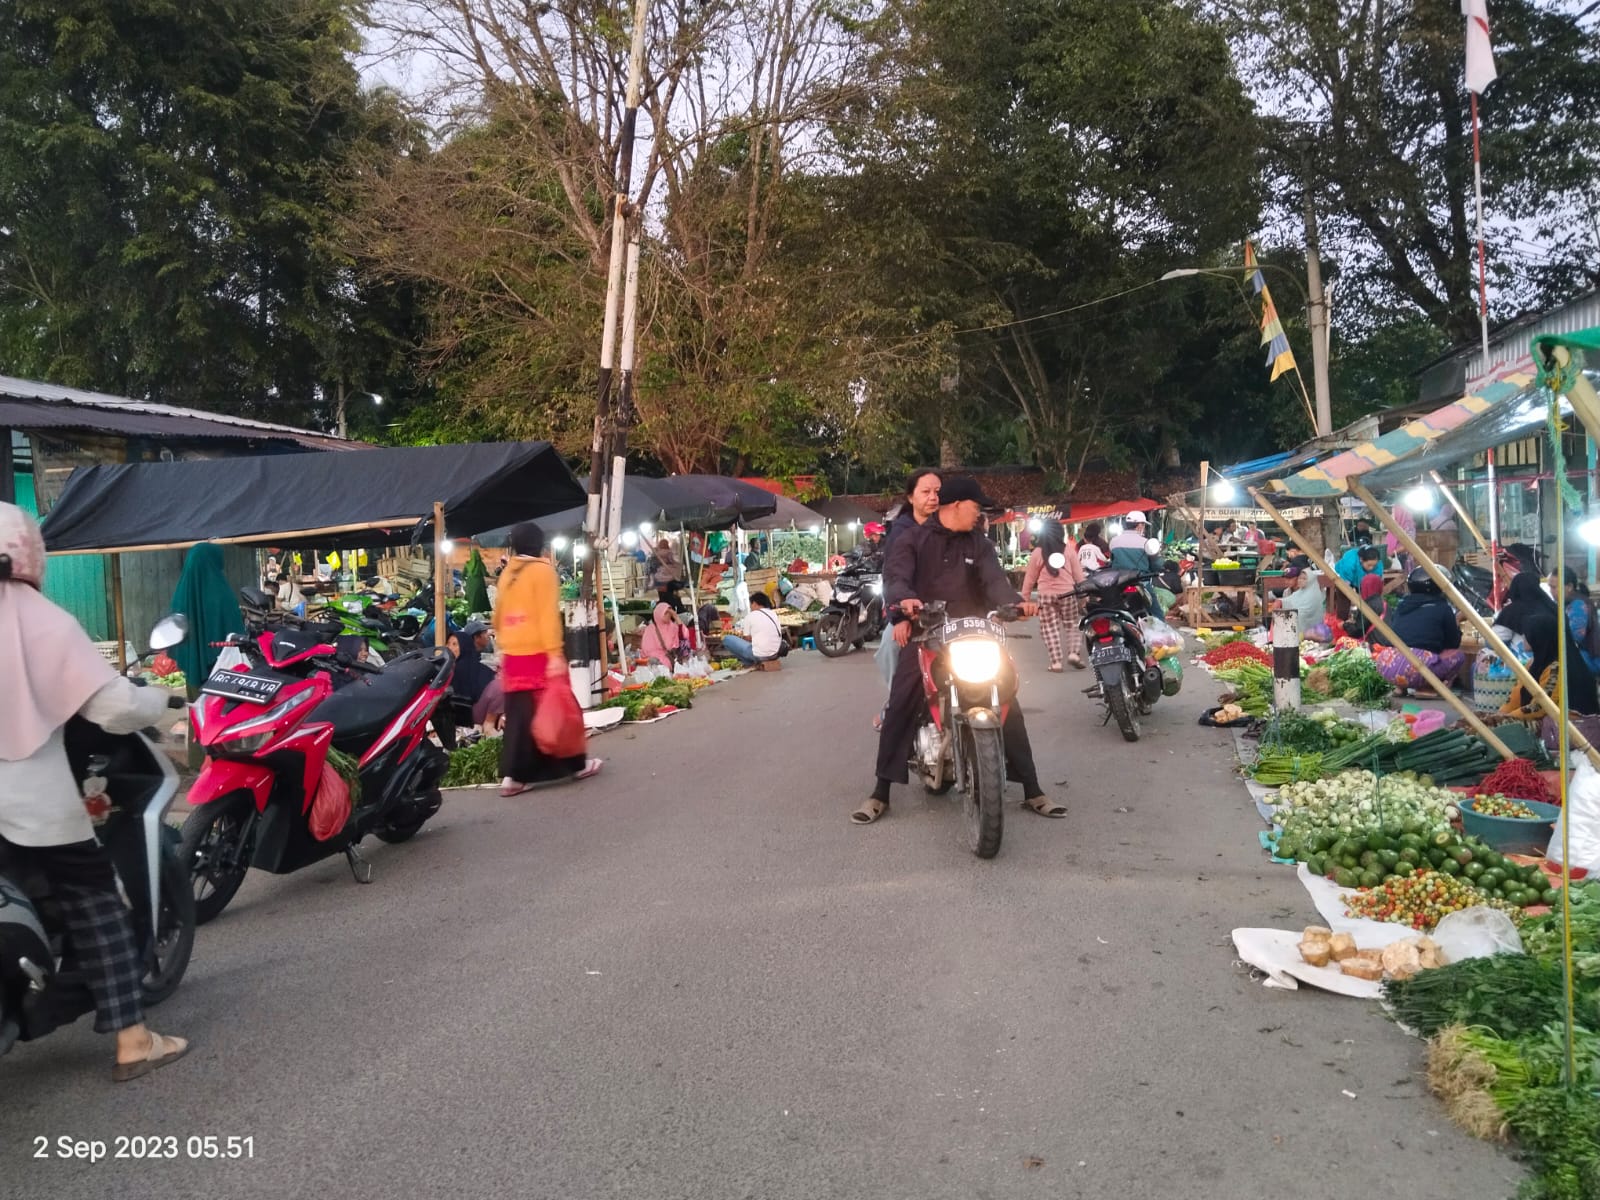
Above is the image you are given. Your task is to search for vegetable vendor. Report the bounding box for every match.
[1372,568,1467,697]
[1269,566,1333,640]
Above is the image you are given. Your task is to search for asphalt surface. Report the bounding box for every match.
[3,636,1522,1199]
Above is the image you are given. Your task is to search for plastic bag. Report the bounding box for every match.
[1138,616,1182,652]
[533,678,587,759]
[1548,754,1600,874]
[1431,907,1524,962]
[308,760,353,842]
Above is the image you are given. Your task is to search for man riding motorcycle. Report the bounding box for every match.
[0,503,190,1080]
[852,477,1065,824]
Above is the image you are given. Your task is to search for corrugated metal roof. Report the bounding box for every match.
[0,375,360,451]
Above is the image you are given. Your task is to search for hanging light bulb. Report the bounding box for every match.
[1211,479,1237,502]
[552,536,570,552]
[439,539,455,555]
[1028,518,1043,533]
[1580,517,1600,546]
[1403,486,1433,512]
[573,543,589,560]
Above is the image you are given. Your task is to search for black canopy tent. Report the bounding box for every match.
[40,441,586,553]
[477,474,780,541]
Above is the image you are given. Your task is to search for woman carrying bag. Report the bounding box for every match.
[492,522,602,795]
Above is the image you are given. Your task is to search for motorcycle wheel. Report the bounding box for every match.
[375,788,442,844]
[1100,665,1142,742]
[141,848,197,1006]
[816,611,854,658]
[960,721,1005,859]
[177,791,255,926]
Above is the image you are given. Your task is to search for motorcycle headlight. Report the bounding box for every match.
[948,639,1001,683]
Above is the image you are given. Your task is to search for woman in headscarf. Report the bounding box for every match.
[1505,604,1600,717]
[0,502,190,1080]
[1341,572,1388,642]
[638,601,686,667]
[492,521,601,794]
[1021,519,1086,671]
[1494,570,1552,639]
[169,543,243,692]
[651,536,686,612]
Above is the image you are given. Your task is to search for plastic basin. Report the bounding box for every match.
[1458,797,1560,853]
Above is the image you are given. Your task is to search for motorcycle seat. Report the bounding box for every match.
[308,652,439,746]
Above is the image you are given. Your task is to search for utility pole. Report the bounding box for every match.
[1303,187,1333,439]
[578,0,651,698]
[336,380,347,440]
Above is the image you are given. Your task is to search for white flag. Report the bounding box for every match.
[1463,0,1497,94]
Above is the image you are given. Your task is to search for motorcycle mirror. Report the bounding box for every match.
[1047,552,1067,570]
[1145,538,1161,557]
[149,613,189,650]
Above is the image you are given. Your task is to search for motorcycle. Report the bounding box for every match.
[904,600,1024,859]
[1072,562,1168,743]
[816,562,884,658]
[0,617,195,1057]
[177,627,455,924]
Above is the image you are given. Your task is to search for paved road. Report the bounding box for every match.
[3,636,1520,1199]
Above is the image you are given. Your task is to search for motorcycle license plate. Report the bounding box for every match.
[201,670,283,705]
[1090,643,1132,666]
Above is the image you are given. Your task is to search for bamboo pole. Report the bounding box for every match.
[111,552,127,674]
[1428,470,1490,553]
[1348,478,1600,769]
[433,502,447,648]
[1253,489,1514,760]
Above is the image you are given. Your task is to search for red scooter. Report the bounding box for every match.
[178,627,455,924]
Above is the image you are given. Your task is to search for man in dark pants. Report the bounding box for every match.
[851,477,1065,824]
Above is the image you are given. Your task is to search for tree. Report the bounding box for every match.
[362,0,908,472]
[1222,0,1600,342]
[0,0,422,424]
[832,0,1263,484]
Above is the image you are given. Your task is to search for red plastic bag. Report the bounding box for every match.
[309,760,353,841]
[533,678,586,759]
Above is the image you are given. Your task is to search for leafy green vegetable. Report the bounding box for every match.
[443,737,503,786]
[1383,954,1586,1039]
[1326,649,1393,706]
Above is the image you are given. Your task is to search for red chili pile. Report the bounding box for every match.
[1477,757,1557,805]
[1200,641,1272,667]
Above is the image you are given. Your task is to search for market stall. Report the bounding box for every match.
[1203,334,1600,1196]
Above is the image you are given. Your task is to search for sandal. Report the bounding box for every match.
[576,758,604,780]
[851,797,888,824]
[499,778,532,797]
[1048,664,1064,673]
[1024,794,1068,818]
[112,1031,190,1082]
[1068,655,1085,670]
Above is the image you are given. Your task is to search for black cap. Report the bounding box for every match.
[939,477,1000,510]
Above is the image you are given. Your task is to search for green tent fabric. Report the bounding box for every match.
[1532,326,1600,393]
[169,543,244,686]
[463,548,491,615]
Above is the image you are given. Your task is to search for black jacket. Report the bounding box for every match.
[884,517,1021,620]
[1380,594,1462,654]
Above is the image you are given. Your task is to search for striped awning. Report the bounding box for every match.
[1263,368,1542,498]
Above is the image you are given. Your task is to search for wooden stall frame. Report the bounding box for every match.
[1348,478,1600,770]
[1252,489,1515,760]
[433,501,447,648]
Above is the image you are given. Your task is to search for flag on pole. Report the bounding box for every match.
[1463,0,1497,94]
[1244,242,1298,383]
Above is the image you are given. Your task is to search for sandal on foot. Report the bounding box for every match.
[499,778,532,797]
[576,758,604,780]
[1024,794,1068,818]
[1048,664,1064,673]
[872,714,884,731]
[113,1031,190,1082]
[1068,655,1085,669]
[851,797,888,824]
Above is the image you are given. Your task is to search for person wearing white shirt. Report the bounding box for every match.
[723,591,784,664]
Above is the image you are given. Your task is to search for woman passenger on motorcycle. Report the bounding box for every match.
[873,469,943,724]
[0,503,190,1080]
[493,521,602,794]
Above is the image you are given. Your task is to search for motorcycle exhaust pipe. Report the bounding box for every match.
[1140,666,1164,704]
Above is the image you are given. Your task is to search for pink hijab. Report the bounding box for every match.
[0,540,121,761]
[639,602,684,665]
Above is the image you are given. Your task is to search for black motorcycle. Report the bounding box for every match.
[0,618,195,1057]
[904,601,1025,859]
[816,560,884,658]
[1072,566,1167,742]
